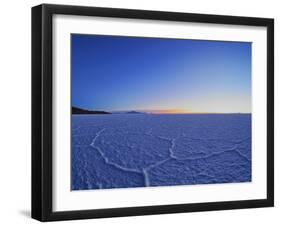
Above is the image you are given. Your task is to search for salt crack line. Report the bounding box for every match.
[145,158,171,171]
[186,136,250,146]
[90,128,141,174]
[142,158,171,187]
[234,149,251,162]
[142,169,150,187]
[155,135,179,159]
[171,145,250,162]
[90,128,106,144]
[142,131,180,159]
[169,138,177,159]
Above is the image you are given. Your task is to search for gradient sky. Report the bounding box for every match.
[72,34,251,113]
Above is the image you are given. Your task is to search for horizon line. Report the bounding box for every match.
[72,106,251,114]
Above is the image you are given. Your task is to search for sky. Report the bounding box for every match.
[71,34,251,113]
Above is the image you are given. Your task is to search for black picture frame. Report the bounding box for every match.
[32,4,274,222]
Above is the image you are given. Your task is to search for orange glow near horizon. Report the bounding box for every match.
[147,109,192,114]
[142,109,251,114]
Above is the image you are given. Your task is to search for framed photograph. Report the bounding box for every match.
[32,4,274,221]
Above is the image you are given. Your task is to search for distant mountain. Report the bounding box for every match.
[126,111,144,114]
[72,106,111,115]
[110,110,145,114]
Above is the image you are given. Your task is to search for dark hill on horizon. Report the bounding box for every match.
[72,106,111,115]
[126,111,144,114]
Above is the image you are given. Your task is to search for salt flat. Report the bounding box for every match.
[71,114,251,190]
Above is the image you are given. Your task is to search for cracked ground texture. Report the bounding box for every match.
[71,114,251,190]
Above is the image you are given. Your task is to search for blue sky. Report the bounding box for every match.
[72,34,251,113]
